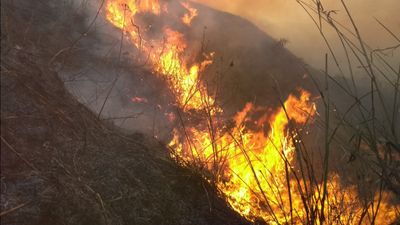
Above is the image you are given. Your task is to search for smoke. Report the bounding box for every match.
[59,0,397,146]
[58,0,184,141]
[192,0,399,134]
[193,0,400,73]
[59,0,317,135]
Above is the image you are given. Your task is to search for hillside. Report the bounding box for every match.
[0,1,251,224]
[4,0,396,224]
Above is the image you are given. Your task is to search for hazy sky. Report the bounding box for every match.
[193,0,400,71]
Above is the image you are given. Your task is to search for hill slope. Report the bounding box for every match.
[0,1,250,224]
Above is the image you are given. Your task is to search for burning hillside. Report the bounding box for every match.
[1,1,250,224]
[102,0,399,224]
[2,0,399,224]
[105,0,215,111]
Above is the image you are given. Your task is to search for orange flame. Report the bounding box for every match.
[169,90,316,221]
[106,0,215,111]
[181,2,198,25]
[131,96,148,103]
[169,90,399,224]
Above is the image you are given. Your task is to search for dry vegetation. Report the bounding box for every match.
[1,0,399,225]
[0,1,250,225]
[166,0,400,224]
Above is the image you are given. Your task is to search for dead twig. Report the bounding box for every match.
[1,136,39,172]
[48,0,105,65]
[0,202,30,217]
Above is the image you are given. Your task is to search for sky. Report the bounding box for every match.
[193,0,400,72]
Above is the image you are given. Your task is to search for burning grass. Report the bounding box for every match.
[0,1,250,224]
[105,0,215,111]
[104,0,400,224]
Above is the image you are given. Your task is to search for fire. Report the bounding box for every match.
[314,175,399,225]
[181,2,198,25]
[104,1,399,224]
[156,28,214,110]
[105,0,214,111]
[131,96,148,103]
[105,0,155,43]
[136,0,161,14]
[169,90,399,224]
[170,90,317,222]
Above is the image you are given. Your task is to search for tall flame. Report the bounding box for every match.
[169,90,399,224]
[170,90,317,222]
[106,0,213,111]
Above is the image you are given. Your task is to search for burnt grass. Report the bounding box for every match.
[0,1,251,225]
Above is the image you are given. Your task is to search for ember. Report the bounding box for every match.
[131,96,148,103]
